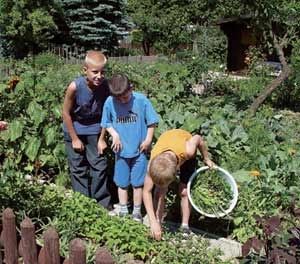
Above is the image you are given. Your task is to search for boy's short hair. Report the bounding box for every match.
[149,152,177,187]
[84,50,107,67]
[108,74,131,97]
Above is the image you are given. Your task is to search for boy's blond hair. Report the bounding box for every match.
[149,152,177,187]
[84,50,107,67]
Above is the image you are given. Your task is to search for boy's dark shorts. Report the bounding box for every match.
[179,158,197,185]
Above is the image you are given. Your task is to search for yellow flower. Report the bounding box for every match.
[290,149,296,155]
[250,170,261,177]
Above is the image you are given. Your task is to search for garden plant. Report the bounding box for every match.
[0,52,300,263]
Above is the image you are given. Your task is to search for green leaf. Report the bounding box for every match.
[181,115,202,132]
[231,125,248,143]
[9,119,24,141]
[232,169,252,184]
[27,101,47,126]
[218,120,231,137]
[44,126,57,146]
[52,104,62,119]
[25,137,41,161]
[233,217,244,225]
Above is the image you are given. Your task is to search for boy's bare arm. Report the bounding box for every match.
[97,128,107,154]
[140,124,155,152]
[106,127,122,152]
[187,135,214,167]
[63,82,84,151]
[143,174,163,240]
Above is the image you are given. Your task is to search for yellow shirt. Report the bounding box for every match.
[150,129,192,167]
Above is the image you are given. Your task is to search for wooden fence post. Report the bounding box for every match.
[2,208,18,264]
[20,217,38,264]
[43,228,60,264]
[95,248,115,264]
[69,238,86,264]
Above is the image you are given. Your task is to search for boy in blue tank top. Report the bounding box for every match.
[63,50,111,209]
[100,74,159,222]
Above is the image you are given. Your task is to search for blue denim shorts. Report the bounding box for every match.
[114,153,148,188]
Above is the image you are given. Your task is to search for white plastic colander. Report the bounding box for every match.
[187,166,238,218]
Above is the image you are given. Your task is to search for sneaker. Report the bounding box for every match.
[108,207,120,217]
[178,226,193,236]
[109,204,129,217]
[132,213,143,223]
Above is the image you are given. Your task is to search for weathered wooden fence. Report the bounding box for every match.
[47,44,163,65]
[0,59,14,79]
[0,208,115,264]
[0,45,165,79]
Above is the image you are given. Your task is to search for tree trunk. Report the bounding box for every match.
[142,40,150,55]
[249,30,291,116]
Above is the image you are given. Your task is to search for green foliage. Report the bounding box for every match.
[0,0,59,58]
[191,169,234,216]
[0,53,80,184]
[126,0,228,55]
[192,26,228,64]
[41,191,222,263]
[0,173,65,223]
[1,56,300,261]
[273,39,300,110]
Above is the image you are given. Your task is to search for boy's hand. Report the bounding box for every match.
[111,133,122,153]
[150,221,162,241]
[72,138,84,152]
[97,139,107,155]
[204,158,215,169]
[140,139,151,153]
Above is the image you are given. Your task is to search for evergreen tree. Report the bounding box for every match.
[61,0,129,53]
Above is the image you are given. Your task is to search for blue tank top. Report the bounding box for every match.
[63,76,110,135]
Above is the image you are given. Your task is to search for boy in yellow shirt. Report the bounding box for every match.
[143,129,214,240]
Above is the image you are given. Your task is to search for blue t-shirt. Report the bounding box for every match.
[101,91,159,158]
[63,76,109,135]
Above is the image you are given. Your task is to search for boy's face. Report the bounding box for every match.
[114,88,132,104]
[84,64,105,88]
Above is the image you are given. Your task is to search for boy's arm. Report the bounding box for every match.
[143,173,163,240]
[140,124,155,152]
[63,82,84,152]
[187,135,215,167]
[97,128,107,154]
[106,127,122,153]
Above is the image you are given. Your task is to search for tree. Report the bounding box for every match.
[214,0,300,115]
[126,0,222,55]
[0,0,59,58]
[61,0,129,53]
[127,0,192,55]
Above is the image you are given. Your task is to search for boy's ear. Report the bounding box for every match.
[82,66,87,74]
[130,83,134,90]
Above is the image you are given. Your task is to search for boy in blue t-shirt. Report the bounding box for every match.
[100,73,159,222]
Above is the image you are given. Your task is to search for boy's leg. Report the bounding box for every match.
[85,134,111,208]
[64,133,89,197]
[131,154,147,222]
[178,183,191,225]
[118,187,128,206]
[114,156,130,215]
[179,158,197,227]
